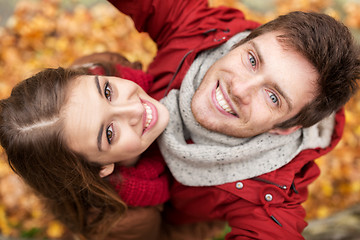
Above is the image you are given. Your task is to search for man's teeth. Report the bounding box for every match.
[144,103,153,129]
[215,87,236,115]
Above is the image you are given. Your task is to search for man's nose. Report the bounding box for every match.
[230,76,260,105]
[111,101,144,125]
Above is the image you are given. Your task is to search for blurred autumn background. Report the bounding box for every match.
[0,0,359,239]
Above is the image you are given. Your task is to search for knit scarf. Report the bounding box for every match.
[108,144,170,207]
[158,32,335,186]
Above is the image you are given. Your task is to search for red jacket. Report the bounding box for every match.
[108,0,345,239]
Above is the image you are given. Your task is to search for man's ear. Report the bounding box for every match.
[268,125,302,135]
[99,163,115,178]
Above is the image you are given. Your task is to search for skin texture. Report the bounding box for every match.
[191,31,318,137]
[62,75,169,176]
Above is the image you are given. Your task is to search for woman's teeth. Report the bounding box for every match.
[215,87,236,115]
[143,103,153,129]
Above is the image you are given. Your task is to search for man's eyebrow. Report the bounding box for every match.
[274,83,293,112]
[95,75,103,152]
[249,40,263,64]
[249,40,293,112]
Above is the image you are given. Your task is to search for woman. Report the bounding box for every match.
[0,52,225,240]
[0,53,171,240]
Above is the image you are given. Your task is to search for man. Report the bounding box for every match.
[108,0,360,239]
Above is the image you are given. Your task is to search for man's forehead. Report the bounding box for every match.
[254,31,318,111]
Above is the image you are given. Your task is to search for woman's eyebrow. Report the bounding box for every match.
[95,75,102,97]
[95,75,104,152]
[97,124,104,152]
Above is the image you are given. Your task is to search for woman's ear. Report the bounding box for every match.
[268,125,302,135]
[99,163,115,178]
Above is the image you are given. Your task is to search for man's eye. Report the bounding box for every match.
[267,91,279,104]
[249,53,256,68]
[104,82,112,101]
[106,123,114,144]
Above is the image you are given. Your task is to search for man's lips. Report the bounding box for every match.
[212,81,238,117]
[141,99,158,134]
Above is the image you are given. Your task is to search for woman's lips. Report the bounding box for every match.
[212,81,238,117]
[141,99,158,134]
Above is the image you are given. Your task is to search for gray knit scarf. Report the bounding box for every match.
[158,32,335,186]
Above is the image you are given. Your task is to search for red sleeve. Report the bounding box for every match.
[107,0,259,55]
[88,64,153,92]
[107,0,211,46]
[107,0,259,99]
[115,64,153,92]
[107,0,155,33]
[224,202,306,240]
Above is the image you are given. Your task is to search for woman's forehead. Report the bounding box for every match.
[61,76,101,160]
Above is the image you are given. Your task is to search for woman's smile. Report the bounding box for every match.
[141,99,158,134]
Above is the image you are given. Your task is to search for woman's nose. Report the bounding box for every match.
[111,101,144,125]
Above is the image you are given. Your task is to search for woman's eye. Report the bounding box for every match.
[267,91,279,105]
[104,82,112,101]
[249,53,256,68]
[106,123,114,144]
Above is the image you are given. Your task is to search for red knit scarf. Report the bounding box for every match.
[108,144,170,207]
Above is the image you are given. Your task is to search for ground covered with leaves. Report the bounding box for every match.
[0,0,359,238]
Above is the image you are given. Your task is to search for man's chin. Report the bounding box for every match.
[194,117,238,137]
[193,116,265,138]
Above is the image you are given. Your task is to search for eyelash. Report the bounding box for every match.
[104,81,112,101]
[248,51,257,69]
[247,51,280,107]
[106,123,114,144]
[104,80,114,144]
[265,89,280,106]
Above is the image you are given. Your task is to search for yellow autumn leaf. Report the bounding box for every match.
[317,205,330,219]
[46,220,65,238]
[0,205,11,236]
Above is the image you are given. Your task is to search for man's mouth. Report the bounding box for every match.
[214,83,237,116]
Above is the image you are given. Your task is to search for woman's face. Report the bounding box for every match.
[62,75,169,170]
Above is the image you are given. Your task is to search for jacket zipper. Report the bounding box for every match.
[252,177,287,190]
[163,49,194,98]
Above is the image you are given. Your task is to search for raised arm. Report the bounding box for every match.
[108,0,259,99]
[107,0,208,47]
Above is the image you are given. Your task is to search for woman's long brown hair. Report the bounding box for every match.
[0,67,126,239]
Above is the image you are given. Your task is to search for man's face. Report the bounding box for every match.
[191,31,319,137]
